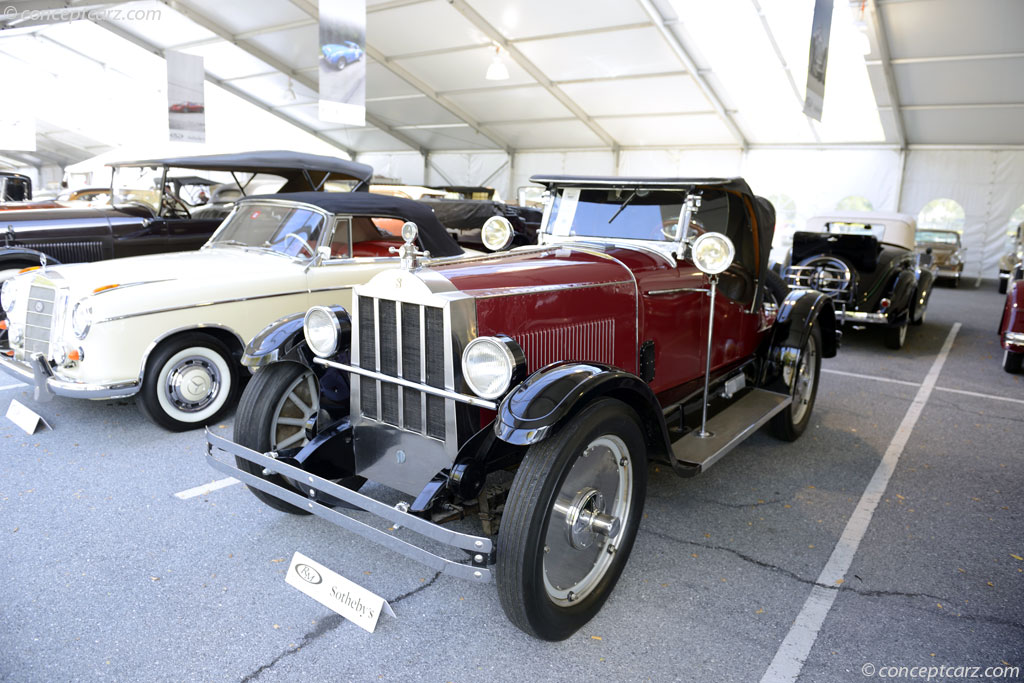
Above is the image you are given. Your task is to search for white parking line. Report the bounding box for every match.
[821,368,920,387]
[173,477,240,500]
[934,386,1024,406]
[0,382,27,391]
[761,322,961,683]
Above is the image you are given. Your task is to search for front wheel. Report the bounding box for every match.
[233,361,364,515]
[770,324,821,441]
[1003,350,1023,374]
[496,398,647,641]
[884,318,909,350]
[138,334,238,431]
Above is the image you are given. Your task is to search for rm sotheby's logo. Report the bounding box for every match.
[295,563,322,585]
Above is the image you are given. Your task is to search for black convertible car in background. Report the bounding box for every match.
[0,151,373,281]
[784,211,935,349]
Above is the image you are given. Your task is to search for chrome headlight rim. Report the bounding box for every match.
[691,232,736,275]
[481,216,515,252]
[1,279,16,313]
[462,335,525,401]
[303,305,341,358]
[71,300,93,339]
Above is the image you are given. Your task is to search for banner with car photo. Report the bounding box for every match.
[166,50,206,143]
[318,0,366,126]
[803,0,833,121]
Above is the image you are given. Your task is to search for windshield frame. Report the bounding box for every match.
[204,198,333,261]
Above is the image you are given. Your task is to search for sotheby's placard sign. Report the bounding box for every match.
[285,552,394,633]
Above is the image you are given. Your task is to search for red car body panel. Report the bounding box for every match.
[1000,278,1024,352]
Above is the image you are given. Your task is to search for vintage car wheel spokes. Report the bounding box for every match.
[164,355,222,413]
[269,369,319,450]
[542,435,632,606]
[790,333,818,424]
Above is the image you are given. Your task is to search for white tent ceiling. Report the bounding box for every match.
[1,0,1023,164]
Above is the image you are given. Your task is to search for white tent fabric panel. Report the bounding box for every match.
[468,0,650,41]
[901,150,1024,278]
[359,152,427,186]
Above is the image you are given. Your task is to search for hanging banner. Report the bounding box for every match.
[803,0,833,121]
[318,0,366,126]
[166,50,206,143]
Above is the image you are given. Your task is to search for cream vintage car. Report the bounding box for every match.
[0,192,473,430]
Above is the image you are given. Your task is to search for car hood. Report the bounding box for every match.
[45,247,305,310]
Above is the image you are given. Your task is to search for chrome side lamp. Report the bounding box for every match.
[690,232,736,438]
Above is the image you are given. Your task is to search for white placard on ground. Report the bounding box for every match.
[6,399,50,434]
[285,551,395,633]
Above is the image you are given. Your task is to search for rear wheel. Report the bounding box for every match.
[770,324,821,441]
[496,398,647,641]
[884,319,909,350]
[1003,350,1023,374]
[234,361,364,515]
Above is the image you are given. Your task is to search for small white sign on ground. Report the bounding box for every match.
[285,551,395,633]
[6,399,50,435]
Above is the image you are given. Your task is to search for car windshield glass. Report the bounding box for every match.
[916,230,959,245]
[209,202,325,258]
[825,221,886,241]
[544,188,687,242]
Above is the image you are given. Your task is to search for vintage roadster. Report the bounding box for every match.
[999,264,1024,372]
[0,192,467,430]
[914,228,965,286]
[206,175,839,640]
[997,222,1023,294]
[784,211,935,349]
[0,151,373,284]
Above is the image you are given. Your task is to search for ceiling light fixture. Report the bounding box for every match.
[485,45,509,81]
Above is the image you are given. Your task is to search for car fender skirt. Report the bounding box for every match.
[494,361,671,460]
[242,305,351,368]
[774,290,838,359]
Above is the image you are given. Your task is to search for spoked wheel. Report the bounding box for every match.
[138,334,238,431]
[770,325,821,441]
[233,361,364,515]
[1003,350,1023,374]
[496,398,647,641]
[884,318,909,350]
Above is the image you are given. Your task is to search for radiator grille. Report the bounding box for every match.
[514,319,615,372]
[23,283,55,356]
[358,295,447,441]
[22,240,104,264]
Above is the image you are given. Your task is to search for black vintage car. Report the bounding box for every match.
[0,171,32,202]
[419,197,541,250]
[0,151,372,281]
[784,211,936,349]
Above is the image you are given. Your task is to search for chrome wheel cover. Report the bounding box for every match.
[269,369,320,451]
[790,334,818,424]
[542,434,633,605]
[164,356,221,412]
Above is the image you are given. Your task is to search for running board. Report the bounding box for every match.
[671,389,791,475]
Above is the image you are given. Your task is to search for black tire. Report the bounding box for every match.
[496,398,647,641]
[764,269,789,307]
[138,333,239,431]
[770,324,821,441]
[1003,350,1023,374]
[884,318,909,350]
[998,274,1009,294]
[233,361,364,515]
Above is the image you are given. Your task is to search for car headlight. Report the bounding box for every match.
[1,279,16,313]
[8,322,22,345]
[691,233,736,275]
[481,216,514,252]
[71,301,92,339]
[303,306,341,358]
[462,335,525,400]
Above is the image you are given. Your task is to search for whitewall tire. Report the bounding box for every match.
[139,334,238,431]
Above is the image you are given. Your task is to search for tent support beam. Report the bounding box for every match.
[864,0,906,148]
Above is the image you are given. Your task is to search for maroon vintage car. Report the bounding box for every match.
[207,176,839,640]
[999,265,1024,372]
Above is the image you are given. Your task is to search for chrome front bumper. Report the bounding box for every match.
[1005,331,1024,352]
[0,350,140,401]
[205,431,495,583]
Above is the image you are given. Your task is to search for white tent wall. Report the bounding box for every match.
[510,151,617,197]
[358,152,426,185]
[618,150,745,180]
[900,150,1024,279]
[425,153,511,198]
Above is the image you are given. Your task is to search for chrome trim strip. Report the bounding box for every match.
[90,279,175,296]
[312,356,498,410]
[94,290,310,324]
[205,432,492,582]
[1004,331,1024,344]
[645,287,710,296]
[472,280,633,299]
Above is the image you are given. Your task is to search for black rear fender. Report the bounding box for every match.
[494,362,671,462]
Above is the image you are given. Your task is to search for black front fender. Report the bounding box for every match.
[495,362,671,461]
[0,247,60,270]
[773,289,838,359]
[242,305,351,370]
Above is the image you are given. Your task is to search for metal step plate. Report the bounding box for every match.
[671,388,792,473]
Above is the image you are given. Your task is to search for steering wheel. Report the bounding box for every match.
[662,218,683,240]
[162,193,192,219]
[283,232,314,258]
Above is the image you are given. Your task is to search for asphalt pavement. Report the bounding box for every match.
[0,278,1021,682]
